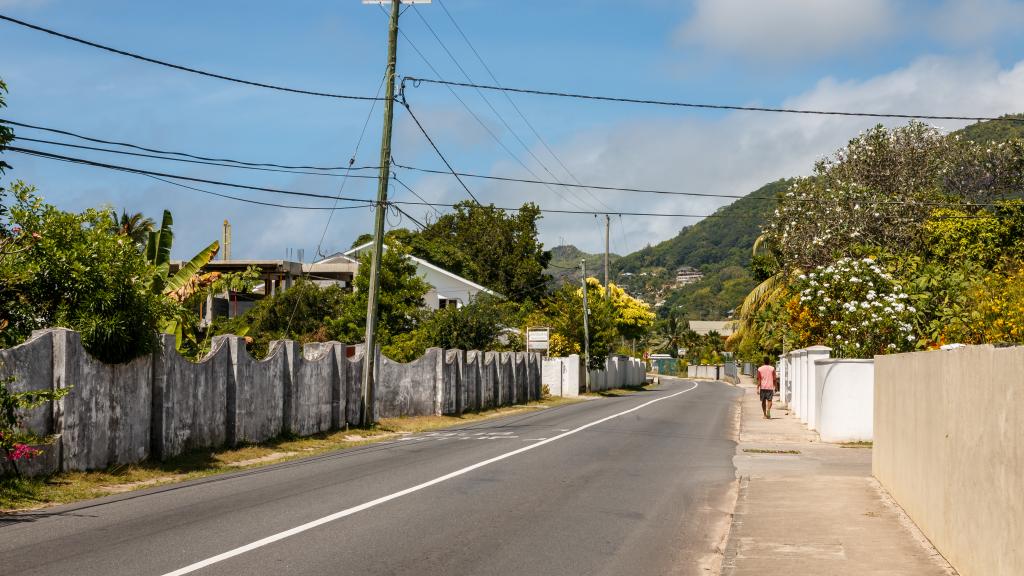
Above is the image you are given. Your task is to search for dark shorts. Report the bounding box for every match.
[759,389,774,401]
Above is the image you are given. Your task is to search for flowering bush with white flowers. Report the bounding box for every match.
[786,257,917,358]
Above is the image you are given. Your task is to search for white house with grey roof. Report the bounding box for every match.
[316,242,499,310]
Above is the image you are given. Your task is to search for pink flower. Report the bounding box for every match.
[7,443,41,461]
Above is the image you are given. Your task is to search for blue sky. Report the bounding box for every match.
[2,0,1024,259]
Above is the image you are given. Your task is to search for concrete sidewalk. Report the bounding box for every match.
[721,377,957,576]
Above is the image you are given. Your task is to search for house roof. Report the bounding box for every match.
[331,241,499,298]
[689,320,736,337]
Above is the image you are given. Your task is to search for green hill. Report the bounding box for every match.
[955,113,1024,144]
[545,244,619,286]
[611,179,789,319]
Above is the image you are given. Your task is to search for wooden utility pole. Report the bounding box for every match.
[604,214,610,299]
[361,0,402,427]
[581,258,591,393]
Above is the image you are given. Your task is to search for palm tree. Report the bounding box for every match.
[111,210,155,249]
[729,234,799,348]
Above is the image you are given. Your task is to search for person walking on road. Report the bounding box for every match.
[757,357,778,419]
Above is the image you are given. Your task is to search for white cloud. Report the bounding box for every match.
[930,0,1024,45]
[448,55,1024,255]
[676,0,894,60]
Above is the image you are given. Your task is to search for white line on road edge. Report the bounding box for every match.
[160,381,700,576]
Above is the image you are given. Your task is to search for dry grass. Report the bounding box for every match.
[840,441,873,449]
[0,394,585,513]
[742,448,801,455]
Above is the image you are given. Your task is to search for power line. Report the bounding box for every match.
[7,146,375,204]
[433,0,614,214]
[386,6,591,212]
[142,173,373,211]
[314,71,389,260]
[0,14,384,101]
[409,4,601,213]
[403,77,1024,122]
[397,98,480,203]
[391,174,443,216]
[13,136,380,179]
[1,119,379,171]
[393,161,758,200]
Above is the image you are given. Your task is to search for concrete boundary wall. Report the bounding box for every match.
[0,329,542,476]
[874,346,1023,576]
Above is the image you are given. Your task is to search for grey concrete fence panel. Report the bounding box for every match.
[481,352,499,409]
[57,330,153,470]
[155,334,229,460]
[376,348,440,419]
[221,336,286,446]
[497,352,514,407]
[464,351,482,412]
[280,341,339,437]
[345,348,365,427]
[513,352,528,405]
[1,330,55,436]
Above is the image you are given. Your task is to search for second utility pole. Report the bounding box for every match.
[581,258,591,393]
[604,214,610,299]
[361,0,401,427]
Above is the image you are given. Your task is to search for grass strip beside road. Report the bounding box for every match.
[1,395,584,513]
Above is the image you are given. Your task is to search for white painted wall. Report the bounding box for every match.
[814,359,874,443]
[541,355,582,397]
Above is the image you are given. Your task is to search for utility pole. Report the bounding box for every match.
[581,258,591,393]
[604,214,610,299]
[361,0,402,427]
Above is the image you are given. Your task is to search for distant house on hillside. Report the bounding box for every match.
[674,266,703,287]
[689,320,736,338]
[330,242,499,310]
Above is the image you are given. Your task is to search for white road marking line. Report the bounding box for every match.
[159,381,699,576]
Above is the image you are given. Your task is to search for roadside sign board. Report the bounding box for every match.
[526,327,550,352]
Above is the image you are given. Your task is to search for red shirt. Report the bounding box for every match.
[757,365,776,390]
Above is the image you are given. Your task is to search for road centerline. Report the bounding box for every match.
[159,381,699,576]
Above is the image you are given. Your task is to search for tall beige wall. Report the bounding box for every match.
[874,346,1023,576]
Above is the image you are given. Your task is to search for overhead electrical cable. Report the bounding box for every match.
[12,136,380,179]
[410,4,601,213]
[381,5,590,211]
[0,14,384,101]
[1,119,379,171]
[397,98,480,204]
[314,70,389,260]
[7,146,375,204]
[141,174,374,211]
[433,0,614,213]
[391,174,444,217]
[403,77,1024,122]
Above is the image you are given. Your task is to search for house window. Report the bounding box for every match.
[438,298,460,309]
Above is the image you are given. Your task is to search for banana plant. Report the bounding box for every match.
[145,210,220,349]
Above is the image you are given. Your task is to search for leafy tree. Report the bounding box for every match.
[765,122,1024,270]
[0,183,167,362]
[413,201,551,303]
[541,279,617,370]
[326,242,430,346]
[217,279,349,358]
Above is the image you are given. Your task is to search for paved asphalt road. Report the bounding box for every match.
[0,377,740,576]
